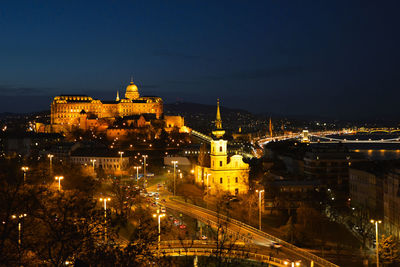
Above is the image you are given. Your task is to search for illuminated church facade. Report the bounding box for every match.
[50,79,163,133]
[194,100,249,196]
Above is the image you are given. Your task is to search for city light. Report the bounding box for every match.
[21,166,29,183]
[55,176,64,191]
[153,209,166,258]
[371,219,382,267]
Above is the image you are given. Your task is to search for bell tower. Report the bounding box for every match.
[210,139,228,170]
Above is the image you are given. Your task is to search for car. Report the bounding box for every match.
[161,199,166,203]
[270,242,282,249]
[200,235,208,240]
[173,219,180,225]
[169,215,174,221]
[151,202,157,207]
[161,207,166,213]
[154,196,159,200]
[179,224,186,229]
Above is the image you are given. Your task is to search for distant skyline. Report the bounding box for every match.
[1,1,400,120]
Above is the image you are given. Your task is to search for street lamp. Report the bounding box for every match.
[90,159,96,172]
[371,219,382,267]
[55,176,64,191]
[153,209,166,258]
[134,166,141,184]
[142,155,148,178]
[171,161,178,196]
[99,197,111,216]
[12,213,27,250]
[48,154,54,176]
[118,151,124,179]
[21,166,29,183]
[99,197,111,242]
[256,189,264,231]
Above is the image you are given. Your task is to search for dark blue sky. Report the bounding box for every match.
[1,1,399,119]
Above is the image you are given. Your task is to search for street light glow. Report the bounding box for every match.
[55,176,64,191]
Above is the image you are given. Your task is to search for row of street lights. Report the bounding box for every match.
[20,166,64,192]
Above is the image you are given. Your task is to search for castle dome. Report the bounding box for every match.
[126,81,138,93]
[125,78,140,100]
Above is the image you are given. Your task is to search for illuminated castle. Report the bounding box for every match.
[50,78,163,133]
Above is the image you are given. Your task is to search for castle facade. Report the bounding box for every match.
[50,79,163,132]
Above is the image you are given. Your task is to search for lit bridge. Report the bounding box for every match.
[164,199,339,267]
[156,240,290,267]
[256,129,400,146]
[350,128,400,134]
[191,129,213,143]
[308,134,400,144]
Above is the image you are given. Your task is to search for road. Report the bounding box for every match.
[146,178,339,267]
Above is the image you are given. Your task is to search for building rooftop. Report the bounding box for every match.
[71,148,130,158]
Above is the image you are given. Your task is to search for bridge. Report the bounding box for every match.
[164,198,339,267]
[156,240,290,266]
[191,129,213,143]
[307,134,400,144]
[255,129,400,146]
[350,128,400,134]
[257,133,301,146]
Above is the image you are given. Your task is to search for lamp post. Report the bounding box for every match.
[48,154,54,176]
[153,209,166,258]
[100,197,111,217]
[55,176,64,191]
[142,155,148,178]
[134,166,141,184]
[118,151,124,179]
[371,219,382,267]
[21,166,29,183]
[256,189,264,230]
[90,159,96,172]
[171,161,178,196]
[100,197,111,242]
[12,213,27,250]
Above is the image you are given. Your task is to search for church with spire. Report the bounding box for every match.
[194,99,249,196]
[50,78,163,133]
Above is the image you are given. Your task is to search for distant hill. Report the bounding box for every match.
[164,102,253,117]
[164,102,263,133]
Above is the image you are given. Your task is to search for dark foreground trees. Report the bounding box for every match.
[0,158,160,266]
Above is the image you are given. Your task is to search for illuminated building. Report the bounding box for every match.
[70,148,129,173]
[384,169,400,239]
[194,99,249,196]
[50,78,163,132]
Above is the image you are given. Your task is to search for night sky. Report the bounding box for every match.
[1,1,399,120]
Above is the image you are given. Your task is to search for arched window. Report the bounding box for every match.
[219,146,222,152]
[220,178,223,184]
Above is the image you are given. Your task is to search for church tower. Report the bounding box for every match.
[212,99,225,139]
[210,99,227,169]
